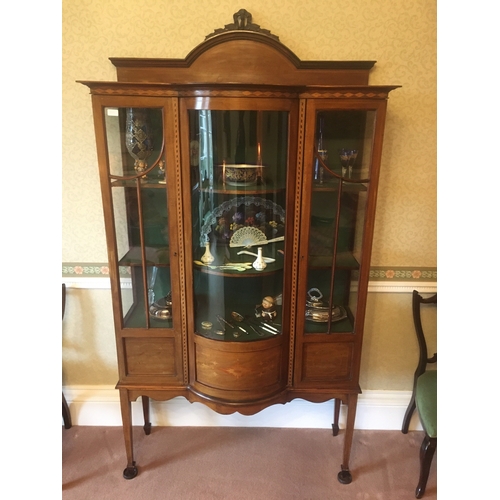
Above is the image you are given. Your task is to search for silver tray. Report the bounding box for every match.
[305,304,347,323]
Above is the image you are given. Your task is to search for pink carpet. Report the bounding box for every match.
[63,426,436,499]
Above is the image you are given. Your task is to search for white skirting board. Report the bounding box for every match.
[62,386,423,431]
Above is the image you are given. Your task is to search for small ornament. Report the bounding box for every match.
[252,246,267,271]
[200,242,215,264]
[261,295,277,320]
[158,160,166,184]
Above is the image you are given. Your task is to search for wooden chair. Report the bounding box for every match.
[62,283,72,429]
[401,290,437,498]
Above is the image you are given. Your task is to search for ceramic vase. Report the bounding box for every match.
[201,242,215,264]
[125,108,154,175]
[252,246,267,271]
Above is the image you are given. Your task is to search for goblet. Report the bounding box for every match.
[339,149,358,178]
[348,150,358,178]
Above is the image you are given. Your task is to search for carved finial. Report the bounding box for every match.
[205,10,279,41]
[233,9,252,29]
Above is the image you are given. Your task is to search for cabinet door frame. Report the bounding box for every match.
[178,94,301,395]
[90,94,186,386]
[293,97,389,389]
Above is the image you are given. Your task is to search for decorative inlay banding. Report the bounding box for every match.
[301,91,389,99]
[288,99,307,386]
[171,98,189,385]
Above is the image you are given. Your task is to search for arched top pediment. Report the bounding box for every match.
[110,10,376,86]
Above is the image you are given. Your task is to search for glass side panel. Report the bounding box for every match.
[105,106,172,328]
[305,109,375,334]
[189,109,288,341]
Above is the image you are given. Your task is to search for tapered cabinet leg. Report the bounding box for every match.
[338,393,358,484]
[332,398,341,436]
[119,389,138,479]
[416,435,436,498]
[142,396,152,435]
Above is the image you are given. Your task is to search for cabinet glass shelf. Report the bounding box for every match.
[111,179,167,188]
[118,246,171,266]
[123,306,173,330]
[308,252,360,270]
[197,182,287,195]
[311,181,368,193]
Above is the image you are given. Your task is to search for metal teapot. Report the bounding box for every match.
[149,291,173,320]
[305,288,346,323]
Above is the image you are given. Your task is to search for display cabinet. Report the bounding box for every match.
[79,10,399,484]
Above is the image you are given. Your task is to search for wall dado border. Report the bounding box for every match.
[62,263,437,293]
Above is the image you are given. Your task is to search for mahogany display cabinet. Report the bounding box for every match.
[79,10,399,483]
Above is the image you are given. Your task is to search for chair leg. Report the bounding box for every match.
[416,434,436,498]
[402,394,416,434]
[62,392,72,429]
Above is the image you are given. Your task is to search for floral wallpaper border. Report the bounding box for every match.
[369,267,436,281]
[62,263,436,282]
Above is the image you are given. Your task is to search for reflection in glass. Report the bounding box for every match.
[313,113,328,184]
[306,110,375,334]
[339,149,358,178]
[105,106,172,328]
[125,108,154,178]
[189,109,289,341]
[105,107,165,181]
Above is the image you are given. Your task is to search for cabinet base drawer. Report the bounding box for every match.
[124,338,177,376]
[193,338,285,400]
[300,342,353,383]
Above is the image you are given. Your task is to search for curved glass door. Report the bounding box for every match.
[187,105,290,341]
[305,108,376,334]
[104,106,173,329]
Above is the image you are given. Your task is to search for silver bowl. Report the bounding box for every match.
[221,164,264,185]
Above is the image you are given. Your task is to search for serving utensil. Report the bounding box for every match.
[194,260,253,272]
[236,250,276,263]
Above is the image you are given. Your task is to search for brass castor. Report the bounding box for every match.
[123,463,138,480]
[338,468,352,484]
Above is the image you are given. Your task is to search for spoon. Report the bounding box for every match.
[194,260,217,269]
[194,261,251,272]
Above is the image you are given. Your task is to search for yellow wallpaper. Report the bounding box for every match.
[63,0,436,266]
[62,0,437,390]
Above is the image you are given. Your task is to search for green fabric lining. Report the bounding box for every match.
[416,370,437,438]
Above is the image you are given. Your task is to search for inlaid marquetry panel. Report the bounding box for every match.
[124,338,177,376]
[301,342,353,383]
[194,341,283,392]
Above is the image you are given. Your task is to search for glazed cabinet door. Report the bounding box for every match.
[91,96,185,386]
[294,98,388,389]
[179,97,299,403]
